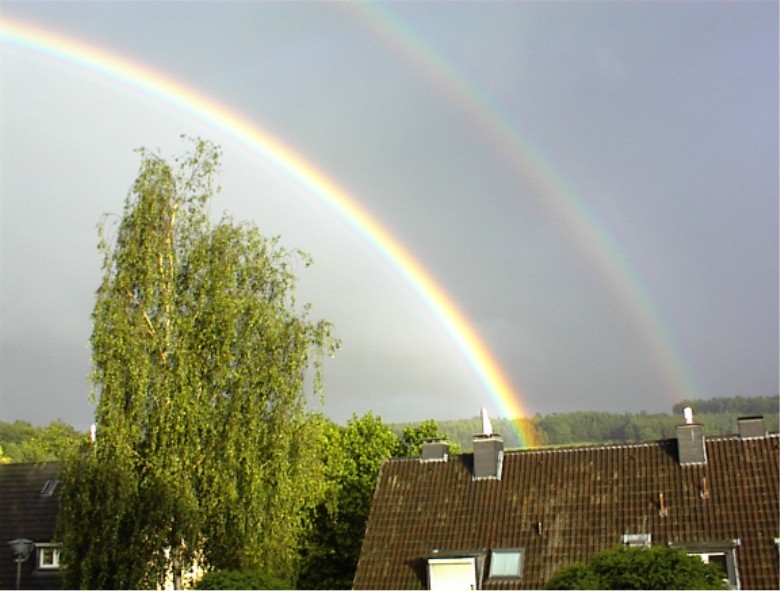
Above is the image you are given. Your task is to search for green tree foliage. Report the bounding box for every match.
[0,420,84,462]
[193,569,291,590]
[545,545,728,590]
[56,139,337,589]
[396,418,461,457]
[299,415,465,589]
[673,394,779,416]
[393,416,486,452]
[299,413,400,589]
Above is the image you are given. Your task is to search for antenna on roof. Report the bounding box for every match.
[683,407,694,425]
[480,407,493,436]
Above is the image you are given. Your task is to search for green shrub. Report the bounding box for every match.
[546,545,728,590]
[194,569,291,590]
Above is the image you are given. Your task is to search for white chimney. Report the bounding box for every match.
[90,424,97,442]
[480,407,493,436]
[683,407,694,425]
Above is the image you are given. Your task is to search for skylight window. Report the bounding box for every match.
[622,533,651,548]
[488,548,523,579]
[39,479,59,496]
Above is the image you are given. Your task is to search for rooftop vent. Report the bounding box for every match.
[737,416,766,439]
[473,408,503,480]
[676,407,706,465]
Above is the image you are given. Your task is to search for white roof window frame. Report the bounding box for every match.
[39,478,59,496]
[427,554,482,590]
[621,533,652,548]
[487,547,524,580]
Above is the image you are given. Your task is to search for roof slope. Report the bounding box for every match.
[354,435,779,590]
[0,462,62,590]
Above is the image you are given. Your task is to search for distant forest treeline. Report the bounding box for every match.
[2,395,777,462]
[390,395,779,451]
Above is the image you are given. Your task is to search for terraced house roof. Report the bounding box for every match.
[0,462,63,590]
[353,419,779,590]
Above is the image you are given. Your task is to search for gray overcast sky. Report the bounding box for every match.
[1,1,777,430]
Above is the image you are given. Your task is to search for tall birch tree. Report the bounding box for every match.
[57,139,337,589]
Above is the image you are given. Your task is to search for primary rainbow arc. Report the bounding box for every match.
[0,17,539,447]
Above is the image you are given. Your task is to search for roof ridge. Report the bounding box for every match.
[508,432,780,454]
[382,432,780,463]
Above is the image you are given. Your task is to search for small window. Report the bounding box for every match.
[489,549,523,579]
[37,545,61,569]
[622,533,651,548]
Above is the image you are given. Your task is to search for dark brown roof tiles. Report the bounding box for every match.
[354,435,780,590]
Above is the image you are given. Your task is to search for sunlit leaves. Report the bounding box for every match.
[57,138,337,589]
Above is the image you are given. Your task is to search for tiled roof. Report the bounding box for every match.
[0,462,63,590]
[354,434,780,590]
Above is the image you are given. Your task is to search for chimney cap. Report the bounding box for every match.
[683,407,694,425]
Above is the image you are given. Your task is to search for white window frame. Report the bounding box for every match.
[488,548,523,579]
[36,544,61,570]
[687,549,739,590]
[622,533,651,548]
[428,556,478,590]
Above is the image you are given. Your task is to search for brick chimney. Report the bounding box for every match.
[677,407,707,465]
[420,440,449,462]
[473,408,504,480]
[738,416,766,439]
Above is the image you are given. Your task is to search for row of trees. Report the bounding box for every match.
[672,395,778,416]
[0,419,82,463]
[394,395,779,451]
[4,393,775,464]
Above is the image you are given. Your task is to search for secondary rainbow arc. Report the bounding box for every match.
[0,17,539,447]
[352,3,701,408]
